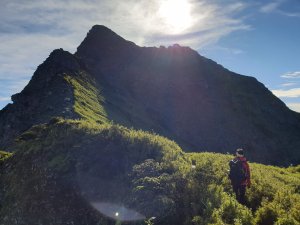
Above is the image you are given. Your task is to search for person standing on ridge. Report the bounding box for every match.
[228,148,251,204]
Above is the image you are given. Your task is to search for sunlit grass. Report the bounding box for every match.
[64,72,108,123]
[1,119,298,224]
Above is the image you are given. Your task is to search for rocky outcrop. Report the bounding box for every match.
[0,49,81,149]
[1,25,300,165]
[75,25,300,165]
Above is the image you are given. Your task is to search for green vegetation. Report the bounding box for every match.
[1,31,299,224]
[64,72,108,123]
[0,119,188,224]
[0,151,12,162]
[0,119,299,225]
[0,150,12,159]
[187,153,300,225]
[1,67,299,225]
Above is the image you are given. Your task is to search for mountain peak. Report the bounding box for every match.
[89,25,116,35]
[1,25,300,165]
[84,25,122,43]
[75,25,136,60]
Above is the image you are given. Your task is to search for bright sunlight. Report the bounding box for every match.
[158,0,193,34]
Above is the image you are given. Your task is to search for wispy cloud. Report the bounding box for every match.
[259,0,300,17]
[272,88,300,98]
[0,97,11,102]
[0,96,12,109]
[278,10,300,17]
[0,0,251,109]
[286,103,300,113]
[281,82,297,87]
[0,78,28,109]
[0,0,250,49]
[281,71,300,79]
[260,1,283,13]
[208,45,245,55]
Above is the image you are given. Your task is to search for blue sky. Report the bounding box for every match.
[0,0,299,112]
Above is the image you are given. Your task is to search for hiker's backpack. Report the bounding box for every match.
[229,159,246,183]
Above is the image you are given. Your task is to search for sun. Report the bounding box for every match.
[158,0,192,34]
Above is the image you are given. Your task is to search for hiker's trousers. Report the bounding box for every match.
[232,184,246,204]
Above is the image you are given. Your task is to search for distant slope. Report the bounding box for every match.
[0,119,299,225]
[1,25,300,165]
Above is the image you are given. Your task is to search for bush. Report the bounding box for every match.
[275,217,299,225]
[1,119,299,225]
[255,202,279,225]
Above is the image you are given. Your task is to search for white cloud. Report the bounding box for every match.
[0,96,11,110]
[281,82,297,87]
[0,97,12,110]
[281,71,300,79]
[2,0,298,114]
[0,33,78,80]
[205,45,245,55]
[0,78,29,101]
[278,10,300,17]
[286,103,300,113]
[272,88,300,98]
[260,1,282,13]
[259,0,300,17]
[0,0,250,109]
[0,97,11,102]
[0,0,250,53]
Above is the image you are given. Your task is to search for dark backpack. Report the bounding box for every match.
[229,159,246,183]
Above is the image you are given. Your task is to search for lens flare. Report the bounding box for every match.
[91,202,146,222]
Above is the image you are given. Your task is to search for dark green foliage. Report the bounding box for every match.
[0,120,299,225]
[276,217,299,225]
[0,151,12,162]
[1,25,300,225]
[255,202,278,225]
[185,153,300,225]
[0,120,186,225]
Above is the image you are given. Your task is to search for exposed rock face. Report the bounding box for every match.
[0,49,80,148]
[75,25,300,164]
[1,25,300,164]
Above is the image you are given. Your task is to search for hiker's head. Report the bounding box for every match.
[236,148,244,157]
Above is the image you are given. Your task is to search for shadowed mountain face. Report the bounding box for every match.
[1,25,300,165]
[0,49,80,148]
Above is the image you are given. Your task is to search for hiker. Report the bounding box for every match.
[228,148,251,204]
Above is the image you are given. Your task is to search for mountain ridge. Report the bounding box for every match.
[0,25,300,225]
[0,25,300,165]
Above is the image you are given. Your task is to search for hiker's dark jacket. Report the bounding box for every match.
[232,156,251,186]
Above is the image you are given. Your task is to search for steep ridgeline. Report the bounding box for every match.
[1,25,300,165]
[75,25,300,165]
[0,49,80,148]
[0,48,108,149]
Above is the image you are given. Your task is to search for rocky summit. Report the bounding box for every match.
[1,25,300,165]
[0,25,300,225]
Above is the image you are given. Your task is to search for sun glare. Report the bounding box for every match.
[158,0,192,34]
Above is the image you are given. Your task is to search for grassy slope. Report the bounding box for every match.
[64,72,109,123]
[0,119,189,225]
[0,73,299,225]
[0,151,12,161]
[0,119,299,225]
[189,152,300,225]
